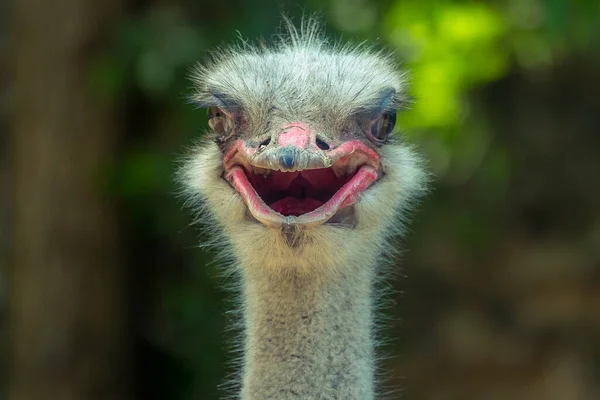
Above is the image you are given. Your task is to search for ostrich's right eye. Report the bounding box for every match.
[208,106,233,134]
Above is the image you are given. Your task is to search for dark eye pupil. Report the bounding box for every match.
[371,111,396,140]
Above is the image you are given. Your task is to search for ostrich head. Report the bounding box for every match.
[181,20,426,275]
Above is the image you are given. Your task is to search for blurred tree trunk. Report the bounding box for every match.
[1,0,10,390]
[8,0,130,399]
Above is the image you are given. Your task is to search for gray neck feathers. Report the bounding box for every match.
[240,258,375,400]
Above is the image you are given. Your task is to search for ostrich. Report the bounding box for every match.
[180,19,428,400]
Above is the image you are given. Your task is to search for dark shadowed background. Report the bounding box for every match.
[1,0,599,399]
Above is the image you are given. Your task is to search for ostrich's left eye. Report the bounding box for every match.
[370,111,396,142]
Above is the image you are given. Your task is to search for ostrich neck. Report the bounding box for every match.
[240,258,375,400]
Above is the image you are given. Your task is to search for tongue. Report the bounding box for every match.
[270,196,324,217]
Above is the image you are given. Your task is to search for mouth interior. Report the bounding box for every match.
[245,168,355,217]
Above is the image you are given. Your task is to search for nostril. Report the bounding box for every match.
[315,136,330,150]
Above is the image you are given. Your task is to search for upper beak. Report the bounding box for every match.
[252,122,331,172]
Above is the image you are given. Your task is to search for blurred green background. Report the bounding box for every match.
[2,0,600,399]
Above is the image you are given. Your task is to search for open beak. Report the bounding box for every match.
[223,123,380,228]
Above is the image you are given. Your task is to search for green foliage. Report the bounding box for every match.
[386,2,509,129]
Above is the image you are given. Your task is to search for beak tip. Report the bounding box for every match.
[279,146,297,170]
